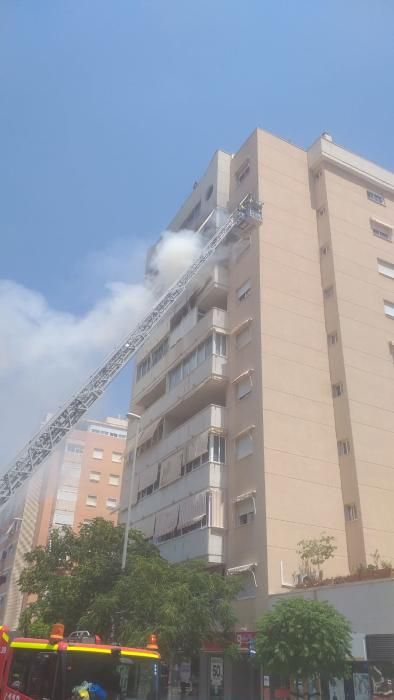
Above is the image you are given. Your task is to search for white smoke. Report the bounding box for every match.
[0,230,203,468]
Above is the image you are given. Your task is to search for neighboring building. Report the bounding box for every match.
[119,129,394,698]
[0,416,127,630]
[51,416,127,530]
[269,578,394,700]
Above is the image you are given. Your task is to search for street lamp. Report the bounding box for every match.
[121,412,142,570]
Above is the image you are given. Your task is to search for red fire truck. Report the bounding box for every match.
[0,624,161,700]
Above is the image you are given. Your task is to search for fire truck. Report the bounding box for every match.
[0,624,161,700]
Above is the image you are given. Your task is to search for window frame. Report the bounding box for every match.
[384,300,394,318]
[332,382,344,398]
[92,448,104,460]
[237,280,252,302]
[338,439,351,456]
[367,190,385,206]
[327,331,338,346]
[378,259,394,279]
[344,503,358,521]
[86,495,98,507]
[236,433,253,460]
[89,470,101,482]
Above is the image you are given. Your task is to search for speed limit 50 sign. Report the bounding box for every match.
[210,657,224,687]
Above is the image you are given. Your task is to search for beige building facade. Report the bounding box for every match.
[120,129,394,633]
[0,416,127,630]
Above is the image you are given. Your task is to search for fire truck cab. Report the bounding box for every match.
[0,625,160,700]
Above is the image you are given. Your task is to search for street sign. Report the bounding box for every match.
[210,657,224,687]
[248,638,256,656]
[236,630,256,652]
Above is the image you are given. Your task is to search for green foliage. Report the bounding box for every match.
[81,556,240,662]
[256,598,352,683]
[297,534,337,578]
[19,518,128,632]
[19,518,240,662]
[21,618,50,639]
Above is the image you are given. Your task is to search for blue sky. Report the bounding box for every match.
[1,0,393,460]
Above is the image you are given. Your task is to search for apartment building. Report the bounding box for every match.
[0,416,127,630]
[120,129,394,698]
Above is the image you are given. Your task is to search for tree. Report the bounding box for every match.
[19,518,240,662]
[256,598,352,697]
[80,555,240,662]
[297,534,337,580]
[19,518,132,632]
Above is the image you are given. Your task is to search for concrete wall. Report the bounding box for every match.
[270,578,394,635]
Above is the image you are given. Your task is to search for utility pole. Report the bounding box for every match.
[121,412,142,570]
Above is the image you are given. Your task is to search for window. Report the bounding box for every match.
[8,648,58,698]
[345,503,358,521]
[109,474,120,486]
[239,511,255,526]
[89,471,101,482]
[89,426,127,438]
[237,376,252,399]
[332,382,344,398]
[137,465,161,501]
[236,433,253,459]
[180,434,225,476]
[112,451,122,463]
[53,511,74,526]
[151,336,169,366]
[66,443,84,454]
[327,331,338,345]
[236,161,250,184]
[170,297,196,331]
[320,244,330,256]
[384,301,394,318]
[210,434,225,463]
[372,222,392,242]
[137,336,169,381]
[323,285,334,299]
[206,184,213,201]
[214,332,227,356]
[92,448,103,460]
[57,488,77,502]
[136,355,151,381]
[318,207,326,216]
[338,439,351,456]
[168,334,217,389]
[86,495,97,507]
[237,280,251,301]
[106,498,117,509]
[236,326,252,349]
[181,200,201,229]
[367,190,385,205]
[235,573,256,600]
[378,259,394,279]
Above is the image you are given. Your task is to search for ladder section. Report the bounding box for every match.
[0,195,262,506]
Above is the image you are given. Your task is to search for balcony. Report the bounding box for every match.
[135,354,228,433]
[130,461,226,523]
[134,404,226,469]
[133,307,229,404]
[158,527,225,565]
[197,266,229,313]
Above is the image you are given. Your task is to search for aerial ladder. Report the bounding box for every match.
[0,195,262,507]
